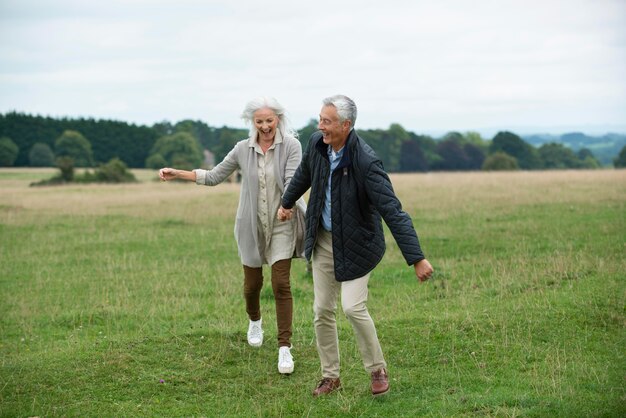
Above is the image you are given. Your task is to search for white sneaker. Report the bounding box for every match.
[247,319,263,347]
[278,346,294,374]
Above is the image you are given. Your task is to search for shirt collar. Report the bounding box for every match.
[248,129,284,149]
[327,144,345,160]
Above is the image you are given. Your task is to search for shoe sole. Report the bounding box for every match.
[372,388,390,397]
[248,340,262,347]
[278,365,294,374]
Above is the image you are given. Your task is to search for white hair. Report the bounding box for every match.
[241,96,298,139]
[322,94,357,128]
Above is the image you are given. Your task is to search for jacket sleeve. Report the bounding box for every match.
[363,160,425,265]
[194,141,241,186]
[281,137,313,209]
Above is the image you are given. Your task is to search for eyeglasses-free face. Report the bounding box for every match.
[254,107,279,143]
[318,105,351,151]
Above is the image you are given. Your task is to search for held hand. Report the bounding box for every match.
[277,206,293,221]
[414,259,433,282]
[159,167,178,181]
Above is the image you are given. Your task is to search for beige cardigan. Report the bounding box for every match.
[194,132,307,267]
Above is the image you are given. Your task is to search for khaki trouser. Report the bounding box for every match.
[312,228,386,378]
[243,258,293,347]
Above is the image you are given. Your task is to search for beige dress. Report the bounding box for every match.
[253,139,296,266]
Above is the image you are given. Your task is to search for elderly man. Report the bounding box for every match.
[278,94,433,396]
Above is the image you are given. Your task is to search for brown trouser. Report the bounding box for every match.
[243,258,293,347]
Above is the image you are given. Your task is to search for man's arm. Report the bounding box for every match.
[363,161,433,281]
[363,160,425,266]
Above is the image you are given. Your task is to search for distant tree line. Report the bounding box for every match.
[524,132,626,166]
[2,112,625,171]
[0,112,156,168]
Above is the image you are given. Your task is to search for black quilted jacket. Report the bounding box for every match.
[282,130,425,281]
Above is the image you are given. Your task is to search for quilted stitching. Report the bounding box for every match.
[283,131,424,281]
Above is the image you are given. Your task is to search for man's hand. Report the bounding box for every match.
[277,206,293,221]
[414,259,433,282]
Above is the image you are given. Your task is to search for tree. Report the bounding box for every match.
[433,139,469,170]
[464,131,488,150]
[426,132,487,171]
[145,153,167,169]
[578,156,600,169]
[463,143,486,170]
[173,119,218,151]
[148,132,203,170]
[614,145,626,168]
[0,136,19,166]
[441,131,464,144]
[410,133,439,170]
[399,139,428,172]
[357,125,405,172]
[55,130,94,167]
[577,148,594,160]
[153,120,174,137]
[0,112,157,168]
[538,143,580,169]
[29,142,55,167]
[382,124,408,172]
[482,152,519,171]
[575,148,600,168]
[0,112,63,166]
[298,119,318,150]
[490,131,540,169]
[212,128,241,165]
[56,156,75,181]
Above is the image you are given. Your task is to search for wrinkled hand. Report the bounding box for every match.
[159,167,178,181]
[277,206,293,221]
[414,259,433,282]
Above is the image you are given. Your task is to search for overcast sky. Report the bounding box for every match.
[1,0,625,136]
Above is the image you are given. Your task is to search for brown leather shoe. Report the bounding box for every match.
[371,368,389,396]
[312,377,341,396]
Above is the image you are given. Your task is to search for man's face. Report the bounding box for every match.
[318,105,350,151]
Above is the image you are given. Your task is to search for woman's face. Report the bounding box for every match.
[253,107,279,142]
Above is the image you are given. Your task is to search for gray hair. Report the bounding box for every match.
[322,94,357,128]
[241,96,298,139]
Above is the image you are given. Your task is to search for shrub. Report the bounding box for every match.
[94,158,136,183]
[146,153,167,169]
[614,145,626,168]
[482,152,519,171]
[0,136,19,166]
[56,156,75,181]
[29,142,55,167]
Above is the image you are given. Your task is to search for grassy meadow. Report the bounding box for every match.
[0,168,624,417]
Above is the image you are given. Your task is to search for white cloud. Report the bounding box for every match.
[0,0,624,135]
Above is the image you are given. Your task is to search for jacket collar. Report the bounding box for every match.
[316,129,356,170]
[248,129,284,150]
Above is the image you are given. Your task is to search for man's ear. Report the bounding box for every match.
[342,120,352,132]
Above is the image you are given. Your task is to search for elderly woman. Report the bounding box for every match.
[159,97,306,374]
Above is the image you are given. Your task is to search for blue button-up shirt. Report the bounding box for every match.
[321,145,345,231]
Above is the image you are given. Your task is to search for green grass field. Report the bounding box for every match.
[1,168,624,417]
